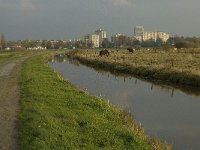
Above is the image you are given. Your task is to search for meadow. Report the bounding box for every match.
[68,49,200,88]
[19,51,171,149]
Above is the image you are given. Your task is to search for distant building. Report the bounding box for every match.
[5,47,11,50]
[89,34,99,48]
[84,34,99,48]
[111,33,123,43]
[134,26,144,41]
[84,34,90,47]
[11,45,26,50]
[134,26,169,43]
[84,28,107,48]
[27,46,47,50]
[156,32,170,42]
[142,31,169,42]
[142,32,157,42]
[134,26,144,36]
[111,33,125,48]
[95,29,107,47]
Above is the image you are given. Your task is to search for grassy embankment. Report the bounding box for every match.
[19,52,171,149]
[68,49,200,88]
[0,51,29,64]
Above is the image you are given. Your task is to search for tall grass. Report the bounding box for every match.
[68,49,200,88]
[19,52,171,149]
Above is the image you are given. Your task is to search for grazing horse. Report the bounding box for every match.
[127,47,135,53]
[99,49,109,56]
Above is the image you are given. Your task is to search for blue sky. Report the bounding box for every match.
[0,0,200,40]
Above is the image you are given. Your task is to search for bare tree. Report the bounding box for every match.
[0,33,6,50]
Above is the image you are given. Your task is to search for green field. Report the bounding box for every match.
[18,51,170,149]
[68,49,200,88]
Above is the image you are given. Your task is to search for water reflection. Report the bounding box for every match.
[50,55,200,150]
[51,54,68,63]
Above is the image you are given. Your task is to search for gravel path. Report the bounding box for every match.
[0,57,27,150]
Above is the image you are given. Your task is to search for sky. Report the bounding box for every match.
[0,0,200,40]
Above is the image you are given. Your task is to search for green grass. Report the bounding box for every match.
[19,52,170,149]
[0,51,26,64]
[68,49,200,88]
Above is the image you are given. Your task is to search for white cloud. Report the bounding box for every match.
[111,0,133,6]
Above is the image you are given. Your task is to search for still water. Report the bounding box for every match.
[49,55,200,150]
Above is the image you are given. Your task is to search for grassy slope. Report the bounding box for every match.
[70,49,200,87]
[19,53,170,149]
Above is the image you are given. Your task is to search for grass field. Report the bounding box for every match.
[19,51,171,149]
[68,49,200,88]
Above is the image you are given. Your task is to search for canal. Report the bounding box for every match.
[49,55,200,150]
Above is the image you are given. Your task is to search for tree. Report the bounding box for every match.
[141,39,155,47]
[87,41,94,48]
[0,33,6,50]
[102,38,111,48]
[155,38,163,47]
[118,35,128,47]
[175,41,190,49]
[21,40,37,49]
[162,43,172,51]
[75,40,85,48]
[47,41,53,49]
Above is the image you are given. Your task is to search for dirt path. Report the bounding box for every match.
[0,57,27,150]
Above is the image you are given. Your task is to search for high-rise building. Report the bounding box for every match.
[111,33,124,47]
[84,29,107,48]
[95,29,107,47]
[134,26,144,36]
[86,34,99,48]
[111,33,123,43]
[134,26,144,42]
[84,34,90,47]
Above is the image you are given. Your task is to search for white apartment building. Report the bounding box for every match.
[142,31,169,42]
[142,32,157,42]
[95,29,107,47]
[134,26,169,42]
[85,34,99,48]
[157,32,170,42]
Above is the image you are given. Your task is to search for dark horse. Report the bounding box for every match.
[127,47,135,53]
[99,49,109,56]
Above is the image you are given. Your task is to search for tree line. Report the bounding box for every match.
[173,36,200,49]
[2,33,200,50]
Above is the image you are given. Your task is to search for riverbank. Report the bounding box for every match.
[67,49,200,88]
[19,52,171,149]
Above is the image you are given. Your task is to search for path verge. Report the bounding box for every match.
[0,57,28,150]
